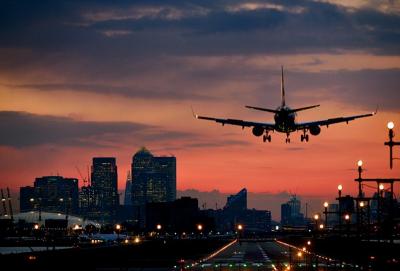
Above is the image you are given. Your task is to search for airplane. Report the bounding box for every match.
[193,67,376,143]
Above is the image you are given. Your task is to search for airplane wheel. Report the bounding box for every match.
[305,135,309,142]
[301,135,304,142]
[263,135,267,142]
[288,138,290,143]
[268,135,271,142]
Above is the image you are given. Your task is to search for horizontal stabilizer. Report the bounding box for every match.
[289,104,320,113]
[245,105,279,113]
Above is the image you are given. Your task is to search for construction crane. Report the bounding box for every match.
[7,187,13,220]
[75,166,88,187]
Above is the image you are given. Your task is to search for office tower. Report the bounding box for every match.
[131,148,176,205]
[91,157,118,219]
[19,186,36,212]
[124,171,132,206]
[131,147,176,226]
[33,176,79,214]
[280,195,305,226]
[224,188,247,212]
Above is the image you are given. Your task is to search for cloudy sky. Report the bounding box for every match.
[1,0,400,218]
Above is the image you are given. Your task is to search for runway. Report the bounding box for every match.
[197,240,290,270]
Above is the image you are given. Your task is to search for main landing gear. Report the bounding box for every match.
[301,131,309,142]
[285,133,290,143]
[263,133,271,142]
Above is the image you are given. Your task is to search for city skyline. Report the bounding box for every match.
[1,1,400,201]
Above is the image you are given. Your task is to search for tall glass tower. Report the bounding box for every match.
[91,157,118,220]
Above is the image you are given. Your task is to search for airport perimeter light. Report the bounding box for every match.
[385,121,400,169]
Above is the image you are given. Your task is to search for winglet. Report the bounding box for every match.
[191,106,199,119]
[373,105,379,115]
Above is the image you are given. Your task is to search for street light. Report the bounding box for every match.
[319,224,324,230]
[338,184,343,198]
[313,214,319,221]
[307,240,311,246]
[323,202,329,228]
[379,184,384,191]
[357,160,363,180]
[359,201,365,208]
[344,214,350,221]
[237,224,243,231]
[34,224,39,230]
[115,224,121,241]
[385,121,399,169]
[197,224,203,231]
[156,224,162,231]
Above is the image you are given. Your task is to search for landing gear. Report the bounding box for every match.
[301,134,309,142]
[263,133,271,142]
[285,133,290,143]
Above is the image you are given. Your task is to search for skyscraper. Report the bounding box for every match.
[33,176,79,214]
[131,148,176,205]
[280,195,305,226]
[124,171,132,206]
[91,157,118,220]
[131,147,176,226]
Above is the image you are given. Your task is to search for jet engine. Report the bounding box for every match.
[309,125,321,136]
[252,126,264,137]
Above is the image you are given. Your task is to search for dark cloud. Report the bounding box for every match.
[0,111,151,148]
[0,111,255,149]
[7,83,212,101]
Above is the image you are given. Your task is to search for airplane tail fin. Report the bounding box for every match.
[281,66,285,107]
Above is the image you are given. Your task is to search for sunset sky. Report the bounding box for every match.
[1,1,400,217]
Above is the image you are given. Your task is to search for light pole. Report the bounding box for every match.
[384,121,399,169]
[337,184,343,232]
[323,202,329,228]
[237,224,243,245]
[344,214,350,237]
[115,224,121,242]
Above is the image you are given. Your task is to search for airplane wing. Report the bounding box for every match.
[195,114,275,130]
[296,112,376,130]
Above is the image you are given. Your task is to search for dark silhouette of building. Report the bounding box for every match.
[91,157,119,221]
[131,147,176,227]
[224,188,247,212]
[146,197,211,232]
[19,186,36,212]
[124,171,132,206]
[205,188,271,232]
[280,195,305,226]
[28,176,79,214]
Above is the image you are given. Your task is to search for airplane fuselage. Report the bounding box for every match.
[274,106,297,133]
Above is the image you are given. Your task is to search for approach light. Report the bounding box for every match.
[388,121,395,130]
